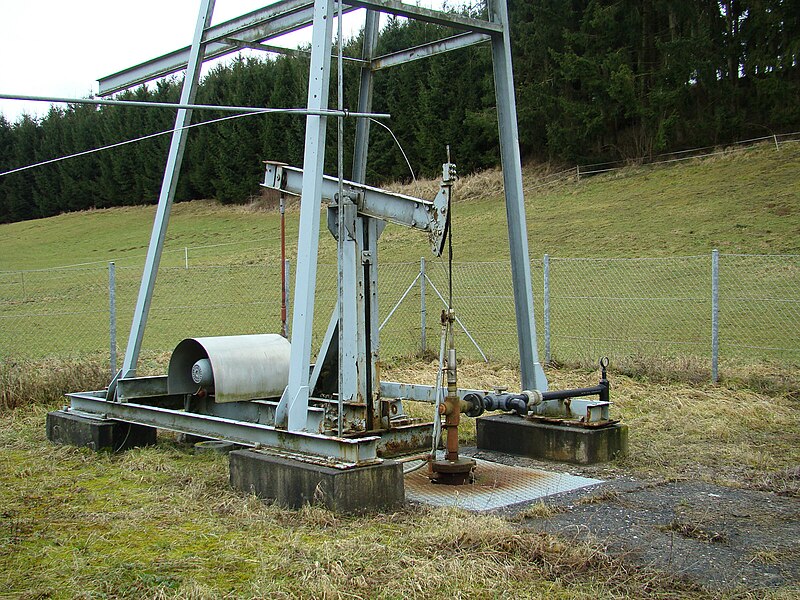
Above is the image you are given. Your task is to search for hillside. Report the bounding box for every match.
[0,142,798,272]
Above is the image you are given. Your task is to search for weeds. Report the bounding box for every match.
[0,356,108,410]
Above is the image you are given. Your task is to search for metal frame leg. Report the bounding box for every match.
[120,0,216,378]
[277,0,335,431]
[488,0,548,392]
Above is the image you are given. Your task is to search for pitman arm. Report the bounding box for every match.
[262,161,454,256]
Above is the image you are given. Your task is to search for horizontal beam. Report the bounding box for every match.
[67,392,379,466]
[98,0,358,95]
[371,31,490,70]
[344,0,502,35]
[225,38,369,67]
[262,163,448,254]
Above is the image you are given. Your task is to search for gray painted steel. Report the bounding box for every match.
[67,392,380,465]
[262,164,449,255]
[98,1,357,95]
[167,335,291,403]
[120,0,215,378]
[276,0,336,432]
[371,32,490,70]
[488,0,547,391]
[345,0,503,34]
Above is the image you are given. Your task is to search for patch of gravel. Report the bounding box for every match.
[465,448,800,591]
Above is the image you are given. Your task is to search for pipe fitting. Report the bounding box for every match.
[522,389,543,409]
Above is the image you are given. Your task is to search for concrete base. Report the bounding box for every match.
[229,449,404,513]
[476,414,628,465]
[46,410,157,452]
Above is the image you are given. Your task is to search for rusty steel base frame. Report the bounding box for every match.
[65,377,434,467]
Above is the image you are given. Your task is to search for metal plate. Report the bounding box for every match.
[404,458,602,511]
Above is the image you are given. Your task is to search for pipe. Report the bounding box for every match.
[0,92,391,119]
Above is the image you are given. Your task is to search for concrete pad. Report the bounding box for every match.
[46,410,157,452]
[477,414,628,464]
[229,449,404,513]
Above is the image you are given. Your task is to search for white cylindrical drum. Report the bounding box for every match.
[167,334,290,403]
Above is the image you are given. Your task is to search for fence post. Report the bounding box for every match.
[20,271,26,301]
[773,134,779,151]
[711,249,719,382]
[420,257,427,354]
[543,254,551,363]
[109,261,117,377]
[184,247,189,269]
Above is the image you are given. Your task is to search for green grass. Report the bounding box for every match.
[1,143,797,271]
[0,143,798,373]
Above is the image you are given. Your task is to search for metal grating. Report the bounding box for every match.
[404,458,602,511]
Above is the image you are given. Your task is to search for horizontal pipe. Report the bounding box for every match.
[0,93,390,119]
[541,384,607,402]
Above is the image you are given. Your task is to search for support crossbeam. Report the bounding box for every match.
[343,0,502,35]
[98,0,358,95]
[371,31,490,71]
[68,392,379,466]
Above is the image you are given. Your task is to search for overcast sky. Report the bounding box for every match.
[0,0,465,123]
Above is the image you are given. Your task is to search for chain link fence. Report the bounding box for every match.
[1,252,798,380]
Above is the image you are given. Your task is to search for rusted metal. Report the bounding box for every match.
[406,458,602,510]
[346,422,433,458]
[429,317,476,485]
[526,414,620,429]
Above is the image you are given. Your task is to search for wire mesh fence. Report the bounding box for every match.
[1,252,798,381]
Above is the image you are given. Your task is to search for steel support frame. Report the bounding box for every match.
[487,0,548,391]
[94,0,549,456]
[275,0,336,431]
[67,392,379,466]
[120,0,216,379]
[99,0,358,95]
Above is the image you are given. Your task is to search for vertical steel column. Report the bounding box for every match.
[488,0,548,391]
[420,257,427,354]
[109,261,117,377]
[354,10,382,426]
[276,0,335,431]
[120,0,216,378]
[352,9,380,183]
[711,249,719,382]
[543,254,550,364]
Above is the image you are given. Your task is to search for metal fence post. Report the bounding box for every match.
[711,249,719,382]
[420,257,427,354]
[109,261,117,377]
[543,254,551,363]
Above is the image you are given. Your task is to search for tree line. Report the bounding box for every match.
[1,0,797,223]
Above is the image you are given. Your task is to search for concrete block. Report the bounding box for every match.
[229,450,404,513]
[477,414,628,464]
[46,410,157,452]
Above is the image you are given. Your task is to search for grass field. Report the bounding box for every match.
[1,142,798,379]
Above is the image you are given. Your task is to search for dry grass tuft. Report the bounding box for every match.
[0,356,109,411]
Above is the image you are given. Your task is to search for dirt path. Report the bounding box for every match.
[467,448,800,591]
